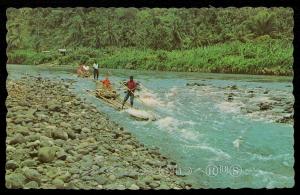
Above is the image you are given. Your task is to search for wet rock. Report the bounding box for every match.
[6,160,18,170]
[6,173,26,188]
[276,114,293,123]
[242,105,260,113]
[186,82,206,87]
[283,106,293,113]
[227,85,238,90]
[38,147,56,163]
[227,95,234,101]
[259,102,273,111]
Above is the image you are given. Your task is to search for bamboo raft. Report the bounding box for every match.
[86,84,157,121]
[86,88,130,110]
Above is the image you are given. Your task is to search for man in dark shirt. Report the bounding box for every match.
[122,76,137,109]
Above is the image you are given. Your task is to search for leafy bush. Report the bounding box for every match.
[7,38,293,76]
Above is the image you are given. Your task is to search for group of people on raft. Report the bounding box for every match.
[77,62,138,109]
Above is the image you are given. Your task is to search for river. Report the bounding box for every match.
[7,64,294,188]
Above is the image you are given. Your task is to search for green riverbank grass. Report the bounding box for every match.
[7,39,293,76]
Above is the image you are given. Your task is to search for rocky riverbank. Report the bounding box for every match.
[6,76,193,189]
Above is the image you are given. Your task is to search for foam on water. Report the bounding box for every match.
[155,116,179,130]
[165,86,179,98]
[215,101,245,113]
[155,116,196,131]
[138,93,165,107]
[183,144,232,161]
[125,108,156,120]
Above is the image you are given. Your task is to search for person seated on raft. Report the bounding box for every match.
[101,75,112,90]
[77,63,84,76]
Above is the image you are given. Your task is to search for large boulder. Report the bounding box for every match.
[52,130,68,140]
[38,147,57,163]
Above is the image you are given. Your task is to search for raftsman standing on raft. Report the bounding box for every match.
[122,76,137,109]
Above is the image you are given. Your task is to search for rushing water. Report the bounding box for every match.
[7,65,294,188]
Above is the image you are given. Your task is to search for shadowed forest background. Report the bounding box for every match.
[6,7,293,75]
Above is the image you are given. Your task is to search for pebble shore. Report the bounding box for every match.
[5,76,193,189]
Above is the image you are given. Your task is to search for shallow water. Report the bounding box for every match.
[7,65,294,188]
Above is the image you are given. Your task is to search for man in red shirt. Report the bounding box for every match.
[122,76,137,109]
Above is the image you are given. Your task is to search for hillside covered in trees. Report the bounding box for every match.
[6,7,293,75]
